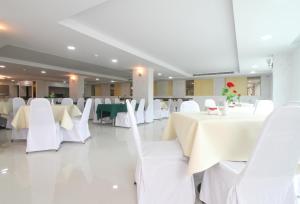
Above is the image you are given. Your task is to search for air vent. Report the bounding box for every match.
[193,71,235,77]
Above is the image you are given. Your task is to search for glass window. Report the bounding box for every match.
[186,80,194,96]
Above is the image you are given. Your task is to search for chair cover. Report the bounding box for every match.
[205,99,217,109]
[126,100,195,204]
[177,99,183,112]
[200,105,300,204]
[26,98,61,153]
[253,100,274,116]
[115,100,137,127]
[11,97,27,141]
[77,98,85,112]
[104,98,111,104]
[135,98,145,124]
[61,99,92,143]
[27,98,33,105]
[61,98,73,105]
[93,98,102,123]
[5,98,13,129]
[180,101,200,113]
[144,101,154,123]
[153,99,163,119]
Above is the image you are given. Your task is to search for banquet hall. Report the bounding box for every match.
[1,0,300,204]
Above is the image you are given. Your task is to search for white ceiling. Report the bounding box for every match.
[0,0,299,82]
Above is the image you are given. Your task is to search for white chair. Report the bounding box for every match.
[89,98,94,120]
[200,105,300,204]
[144,102,154,123]
[26,98,61,153]
[180,101,200,113]
[77,98,85,112]
[114,98,120,104]
[126,100,195,204]
[61,99,92,143]
[57,98,63,104]
[168,98,176,113]
[253,100,274,116]
[135,98,145,124]
[104,98,111,104]
[204,99,217,109]
[93,98,103,123]
[115,100,136,127]
[153,99,163,120]
[177,98,183,112]
[11,97,27,141]
[27,98,33,105]
[5,98,13,129]
[161,100,171,118]
[61,98,73,105]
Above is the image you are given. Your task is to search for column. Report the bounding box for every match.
[69,75,85,99]
[133,67,153,106]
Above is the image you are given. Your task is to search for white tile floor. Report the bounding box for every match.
[0,120,202,204]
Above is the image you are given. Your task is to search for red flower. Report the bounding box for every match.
[238,94,241,97]
[233,90,237,94]
[226,82,234,88]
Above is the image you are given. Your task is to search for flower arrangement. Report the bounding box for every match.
[222,82,241,104]
[48,92,56,98]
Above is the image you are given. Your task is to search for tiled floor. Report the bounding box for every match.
[0,120,202,204]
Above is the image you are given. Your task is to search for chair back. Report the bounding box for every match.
[105,98,111,104]
[145,101,154,122]
[131,99,137,111]
[77,98,85,112]
[94,98,102,110]
[168,99,176,113]
[13,97,25,115]
[177,99,183,111]
[238,105,300,203]
[180,101,200,113]
[80,98,92,123]
[126,100,143,161]
[114,98,120,104]
[154,99,161,111]
[61,98,73,105]
[204,99,217,108]
[27,98,33,105]
[137,98,145,113]
[28,99,56,144]
[253,100,274,116]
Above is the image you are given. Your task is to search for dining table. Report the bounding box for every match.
[11,104,82,130]
[96,103,139,121]
[162,111,267,175]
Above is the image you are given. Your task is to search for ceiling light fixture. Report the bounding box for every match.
[11,80,15,82]
[67,45,76,50]
[41,70,46,74]
[111,59,118,63]
[0,24,7,32]
[111,80,115,83]
[0,65,6,68]
[94,54,99,57]
[168,76,173,79]
[261,35,272,41]
[157,73,162,76]
[96,78,100,81]
[112,185,118,190]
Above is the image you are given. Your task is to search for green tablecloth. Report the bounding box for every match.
[96,104,138,120]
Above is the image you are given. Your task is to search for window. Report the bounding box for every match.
[186,80,194,96]
[247,77,261,96]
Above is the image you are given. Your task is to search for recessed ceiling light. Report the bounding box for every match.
[168,76,173,79]
[41,70,46,74]
[96,78,99,81]
[0,65,5,68]
[252,64,258,69]
[67,45,76,50]
[94,54,99,57]
[0,24,8,32]
[261,35,272,41]
[157,73,162,76]
[112,185,118,190]
[250,71,256,74]
[11,79,15,82]
[63,80,66,84]
[111,59,118,63]
[111,80,115,83]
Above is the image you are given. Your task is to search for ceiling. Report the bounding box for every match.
[0,0,299,82]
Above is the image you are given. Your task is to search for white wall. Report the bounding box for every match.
[120,82,131,97]
[84,84,92,97]
[214,77,225,95]
[155,80,171,96]
[260,75,272,99]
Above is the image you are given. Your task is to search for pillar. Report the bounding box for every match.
[133,67,153,106]
[69,75,85,99]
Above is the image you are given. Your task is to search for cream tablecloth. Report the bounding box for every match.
[0,101,12,115]
[162,112,266,174]
[11,105,82,130]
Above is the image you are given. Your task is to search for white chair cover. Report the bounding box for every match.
[12,97,27,141]
[93,98,102,123]
[205,99,217,109]
[144,102,154,123]
[253,100,274,116]
[61,98,73,105]
[27,98,33,105]
[114,98,120,104]
[153,99,163,120]
[89,98,94,120]
[161,100,171,118]
[26,98,61,153]
[104,98,111,104]
[5,98,13,129]
[77,98,85,112]
[177,98,183,112]
[115,100,136,127]
[135,98,145,124]
[200,105,300,204]
[126,100,195,204]
[180,101,200,113]
[62,99,92,143]
[168,98,176,113]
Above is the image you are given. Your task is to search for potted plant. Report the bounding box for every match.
[222,82,240,107]
[49,92,56,105]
